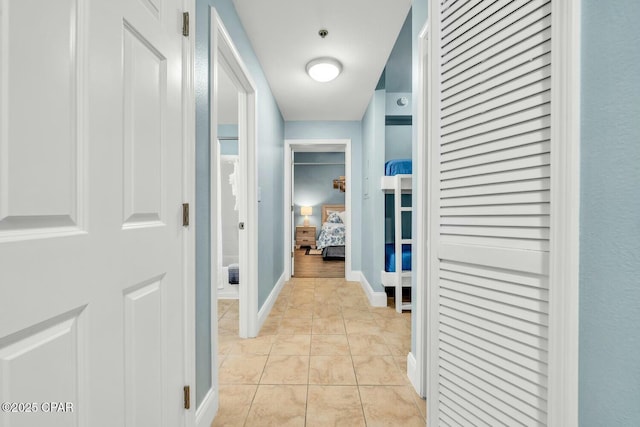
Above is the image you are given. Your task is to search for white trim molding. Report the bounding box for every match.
[182,0,196,426]
[355,271,387,307]
[548,0,581,426]
[406,352,420,393]
[425,2,442,421]
[195,388,218,427]
[257,272,286,330]
[412,20,429,400]
[210,8,259,341]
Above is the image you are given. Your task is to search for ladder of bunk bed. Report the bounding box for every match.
[394,175,412,312]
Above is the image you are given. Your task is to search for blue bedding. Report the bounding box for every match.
[385,243,412,272]
[385,159,412,176]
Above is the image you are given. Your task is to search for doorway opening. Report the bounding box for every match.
[292,151,346,278]
[284,139,353,281]
[196,7,259,427]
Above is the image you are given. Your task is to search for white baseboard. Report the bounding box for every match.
[195,388,218,427]
[257,272,286,330]
[354,270,387,307]
[217,288,239,299]
[407,352,420,395]
[346,270,359,282]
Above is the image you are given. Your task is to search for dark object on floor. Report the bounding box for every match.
[305,248,324,255]
[228,264,239,284]
[322,246,345,261]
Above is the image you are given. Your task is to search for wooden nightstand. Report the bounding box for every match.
[295,226,316,249]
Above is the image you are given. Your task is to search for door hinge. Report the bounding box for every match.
[182,203,190,227]
[291,205,294,212]
[183,385,191,410]
[291,251,294,257]
[182,12,189,37]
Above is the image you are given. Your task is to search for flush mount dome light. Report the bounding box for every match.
[306,57,342,82]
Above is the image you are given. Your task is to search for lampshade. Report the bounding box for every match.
[300,206,313,216]
[306,57,342,82]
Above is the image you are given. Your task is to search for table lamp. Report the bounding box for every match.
[301,206,312,226]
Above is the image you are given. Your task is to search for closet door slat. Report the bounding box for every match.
[433,1,553,423]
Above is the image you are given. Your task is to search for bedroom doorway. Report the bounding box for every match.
[284,139,353,281]
[210,7,259,344]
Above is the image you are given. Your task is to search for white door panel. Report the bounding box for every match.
[0,0,187,426]
[0,0,84,237]
[430,0,552,425]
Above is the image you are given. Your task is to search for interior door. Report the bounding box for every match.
[0,1,187,426]
[429,0,552,424]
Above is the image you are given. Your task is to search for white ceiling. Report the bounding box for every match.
[232,0,412,121]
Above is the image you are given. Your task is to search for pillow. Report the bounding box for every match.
[337,211,346,224]
[326,211,343,224]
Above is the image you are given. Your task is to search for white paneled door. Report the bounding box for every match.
[0,1,187,426]
[429,0,558,425]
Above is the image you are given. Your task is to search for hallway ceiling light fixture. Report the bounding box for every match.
[306,57,342,83]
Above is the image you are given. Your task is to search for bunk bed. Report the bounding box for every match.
[380,159,412,312]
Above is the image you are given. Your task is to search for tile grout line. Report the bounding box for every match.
[222,277,413,426]
[342,296,369,426]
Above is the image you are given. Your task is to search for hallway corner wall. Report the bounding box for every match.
[360,90,386,291]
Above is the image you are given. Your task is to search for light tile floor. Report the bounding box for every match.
[214,277,426,427]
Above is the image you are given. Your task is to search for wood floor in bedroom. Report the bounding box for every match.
[292,248,345,278]
[214,277,425,427]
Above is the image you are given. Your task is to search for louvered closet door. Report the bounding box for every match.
[433,0,551,425]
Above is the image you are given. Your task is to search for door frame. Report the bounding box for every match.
[210,8,258,340]
[411,20,429,399]
[199,7,258,426]
[283,139,353,281]
[198,7,259,427]
[547,1,581,424]
[422,1,581,425]
[182,0,196,426]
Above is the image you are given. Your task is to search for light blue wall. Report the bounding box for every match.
[218,124,238,155]
[194,1,212,406]
[285,121,363,271]
[385,124,412,161]
[579,1,640,425]
[410,0,428,360]
[385,10,412,93]
[294,152,345,234]
[195,0,284,408]
[385,92,412,116]
[360,90,386,290]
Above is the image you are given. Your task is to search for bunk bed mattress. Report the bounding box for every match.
[385,244,412,272]
[385,159,412,176]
